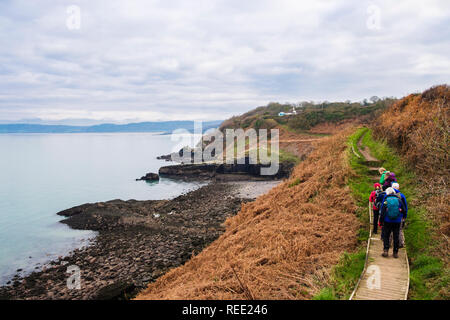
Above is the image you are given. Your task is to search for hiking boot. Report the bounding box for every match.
[393,252,399,258]
[382,250,388,257]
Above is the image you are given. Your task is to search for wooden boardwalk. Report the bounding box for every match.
[350,205,409,300]
[350,131,410,300]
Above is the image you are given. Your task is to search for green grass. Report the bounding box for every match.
[313,250,367,300]
[347,128,374,212]
[288,178,302,188]
[312,126,448,300]
[312,128,371,300]
[278,149,301,165]
[357,128,447,300]
[313,126,447,300]
[228,140,300,165]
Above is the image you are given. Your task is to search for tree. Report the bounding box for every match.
[370,96,380,103]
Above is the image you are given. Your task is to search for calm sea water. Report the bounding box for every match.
[0,132,204,284]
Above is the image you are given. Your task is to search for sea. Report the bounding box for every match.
[0,132,205,284]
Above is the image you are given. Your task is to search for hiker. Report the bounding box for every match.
[375,187,387,238]
[391,182,407,248]
[380,187,406,258]
[369,183,383,234]
[382,172,397,190]
[379,168,389,185]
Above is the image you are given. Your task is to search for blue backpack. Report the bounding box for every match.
[385,195,401,220]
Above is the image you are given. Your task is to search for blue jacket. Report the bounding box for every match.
[380,194,406,223]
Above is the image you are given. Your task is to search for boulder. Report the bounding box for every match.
[136,172,159,181]
[156,154,172,161]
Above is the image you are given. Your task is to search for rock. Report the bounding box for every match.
[156,154,172,161]
[0,182,248,300]
[158,157,295,180]
[93,281,136,300]
[136,172,159,181]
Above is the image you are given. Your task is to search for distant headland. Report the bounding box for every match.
[0,120,223,134]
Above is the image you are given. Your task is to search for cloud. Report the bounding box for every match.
[0,0,448,122]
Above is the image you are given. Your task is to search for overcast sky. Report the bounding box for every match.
[0,0,449,123]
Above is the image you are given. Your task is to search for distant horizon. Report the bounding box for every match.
[0,119,223,134]
[0,118,225,126]
[0,94,402,126]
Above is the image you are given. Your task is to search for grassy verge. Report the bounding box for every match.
[278,148,301,165]
[278,124,332,137]
[227,140,300,165]
[359,128,448,300]
[313,127,371,300]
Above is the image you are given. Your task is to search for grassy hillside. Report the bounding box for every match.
[220,99,395,133]
[136,130,362,299]
[134,85,448,300]
[372,85,449,299]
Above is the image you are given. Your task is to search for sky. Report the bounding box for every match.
[0,0,449,123]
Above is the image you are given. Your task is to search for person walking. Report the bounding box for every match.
[376,187,386,239]
[391,182,407,248]
[380,187,406,258]
[382,172,397,190]
[369,183,383,234]
[379,168,388,185]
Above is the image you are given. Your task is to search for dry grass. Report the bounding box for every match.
[136,129,361,300]
[309,119,364,135]
[374,85,450,261]
[372,85,449,298]
[375,85,449,185]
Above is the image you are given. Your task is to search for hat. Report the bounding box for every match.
[385,187,395,195]
[374,183,381,188]
[392,182,400,189]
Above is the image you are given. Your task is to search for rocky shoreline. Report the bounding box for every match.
[158,159,295,181]
[0,180,278,300]
[0,183,246,300]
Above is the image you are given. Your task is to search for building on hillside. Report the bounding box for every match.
[278,106,297,117]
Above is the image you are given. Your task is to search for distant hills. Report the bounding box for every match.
[0,120,223,134]
[219,99,396,132]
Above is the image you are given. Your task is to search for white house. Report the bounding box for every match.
[278,106,297,117]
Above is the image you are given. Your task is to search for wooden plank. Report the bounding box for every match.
[350,200,409,300]
[349,139,410,300]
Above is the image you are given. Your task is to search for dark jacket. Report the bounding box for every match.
[375,191,386,209]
